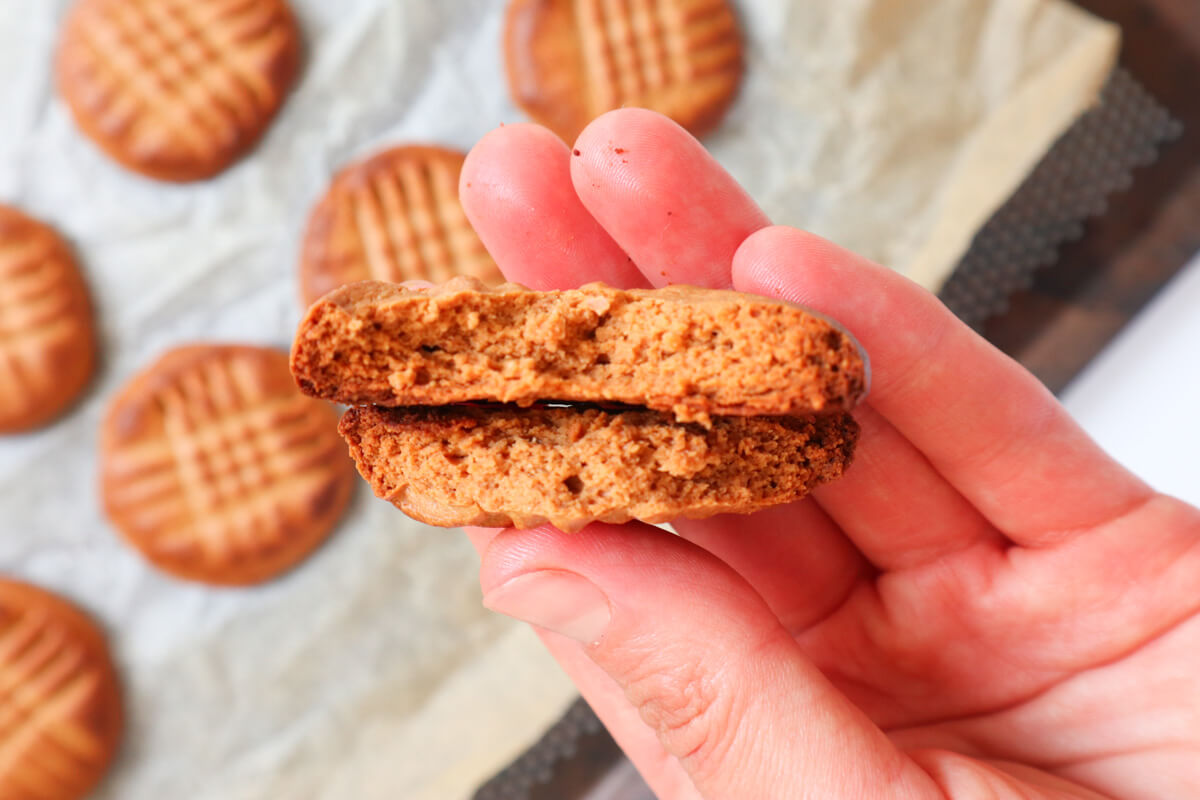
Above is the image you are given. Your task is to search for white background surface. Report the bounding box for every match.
[1062,251,1200,507]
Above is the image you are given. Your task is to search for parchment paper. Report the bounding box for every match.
[0,1,1117,797]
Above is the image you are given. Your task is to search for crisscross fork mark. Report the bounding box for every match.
[573,0,740,116]
[349,158,493,284]
[352,169,423,283]
[0,240,67,339]
[166,0,290,109]
[425,158,497,282]
[76,3,226,158]
[0,611,107,799]
[395,159,458,283]
[150,356,341,559]
[73,0,290,160]
[136,0,262,132]
[0,241,77,417]
[675,0,742,80]
[576,0,675,110]
[104,393,336,546]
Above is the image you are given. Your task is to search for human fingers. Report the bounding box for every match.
[811,404,1003,571]
[466,524,702,797]
[459,123,648,289]
[568,108,769,288]
[733,225,1153,547]
[478,523,943,799]
[565,108,879,599]
[670,502,870,635]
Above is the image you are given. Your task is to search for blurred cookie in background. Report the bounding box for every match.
[56,0,301,182]
[0,206,96,434]
[100,344,355,586]
[0,578,123,800]
[298,145,501,308]
[504,0,743,144]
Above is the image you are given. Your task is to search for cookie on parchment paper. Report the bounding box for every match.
[56,0,301,182]
[0,578,123,800]
[298,145,501,308]
[504,0,744,143]
[0,205,96,434]
[100,344,355,586]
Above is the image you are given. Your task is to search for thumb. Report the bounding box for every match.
[479,523,939,799]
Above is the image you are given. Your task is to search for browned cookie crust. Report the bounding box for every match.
[0,579,123,800]
[299,145,501,307]
[504,0,744,143]
[56,0,300,182]
[0,205,96,433]
[292,278,867,423]
[341,404,858,532]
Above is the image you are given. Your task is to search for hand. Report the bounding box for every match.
[458,109,1200,799]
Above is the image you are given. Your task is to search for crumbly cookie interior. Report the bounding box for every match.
[340,404,859,531]
[293,279,866,422]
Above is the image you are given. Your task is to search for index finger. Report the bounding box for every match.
[733,225,1154,546]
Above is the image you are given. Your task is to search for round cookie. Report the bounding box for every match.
[0,206,96,434]
[299,145,501,307]
[100,344,355,586]
[56,0,301,182]
[0,578,123,800]
[504,0,744,143]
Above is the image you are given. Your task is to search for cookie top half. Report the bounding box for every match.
[57,0,300,182]
[291,278,868,422]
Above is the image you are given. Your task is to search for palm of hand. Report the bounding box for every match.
[805,493,1200,797]
[460,109,1200,799]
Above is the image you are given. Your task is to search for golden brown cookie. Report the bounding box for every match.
[292,278,867,531]
[291,278,867,423]
[56,0,301,182]
[0,578,123,800]
[101,344,355,586]
[0,206,96,434]
[504,0,744,143]
[298,146,501,307]
[341,404,859,532]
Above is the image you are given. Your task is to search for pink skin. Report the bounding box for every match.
[458,109,1200,799]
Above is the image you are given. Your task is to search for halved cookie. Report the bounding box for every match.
[292,278,866,530]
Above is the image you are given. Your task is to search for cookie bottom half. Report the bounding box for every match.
[340,404,858,532]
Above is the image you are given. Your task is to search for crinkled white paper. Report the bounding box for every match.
[0,0,1116,797]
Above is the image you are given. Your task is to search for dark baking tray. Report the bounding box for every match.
[474,0,1200,794]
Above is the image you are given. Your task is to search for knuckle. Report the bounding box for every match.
[617,644,738,771]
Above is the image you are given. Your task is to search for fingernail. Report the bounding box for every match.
[483,570,611,644]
